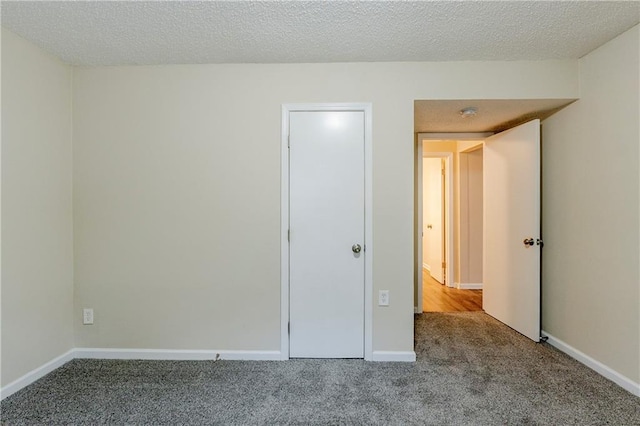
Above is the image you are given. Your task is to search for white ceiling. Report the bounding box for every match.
[1,1,639,66]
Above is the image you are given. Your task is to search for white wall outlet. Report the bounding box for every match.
[83,308,94,325]
[378,290,390,306]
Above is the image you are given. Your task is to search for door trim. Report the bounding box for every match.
[423,152,453,288]
[415,133,488,312]
[280,103,373,361]
[415,151,454,313]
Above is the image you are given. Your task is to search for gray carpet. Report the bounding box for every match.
[2,312,639,425]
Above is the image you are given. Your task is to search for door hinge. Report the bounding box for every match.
[288,135,290,148]
[442,262,446,268]
[288,322,290,335]
[288,229,290,242]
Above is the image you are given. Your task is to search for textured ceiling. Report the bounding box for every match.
[2,1,639,66]
[414,99,577,133]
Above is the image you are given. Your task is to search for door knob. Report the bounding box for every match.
[523,238,535,247]
[352,244,362,254]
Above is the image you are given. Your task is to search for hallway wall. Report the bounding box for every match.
[459,148,483,285]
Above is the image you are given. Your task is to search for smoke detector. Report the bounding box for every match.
[459,107,477,118]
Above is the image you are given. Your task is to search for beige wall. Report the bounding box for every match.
[73,60,577,353]
[542,25,639,382]
[460,148,483,284]
[1,29,74,386]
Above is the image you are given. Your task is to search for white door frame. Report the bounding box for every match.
[416,151,453,313]
[423,152,453,287]
[415,138,423,313]
[415,133,490,312]
[281,103,373,360]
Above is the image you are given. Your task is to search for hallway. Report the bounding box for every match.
[422,269,482,312]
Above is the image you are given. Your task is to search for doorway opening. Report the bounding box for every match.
[417,138,485,313]
[422,270,483,312]
[414,99,576,343]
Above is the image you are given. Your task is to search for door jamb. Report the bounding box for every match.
[415,138,423,313]
[281,103,373,361]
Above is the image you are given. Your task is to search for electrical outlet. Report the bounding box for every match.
[378,290,390,306]
[83,308,94,325]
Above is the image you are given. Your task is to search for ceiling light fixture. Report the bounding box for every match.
[459,107,477,118]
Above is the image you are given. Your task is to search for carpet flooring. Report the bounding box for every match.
[2,312,639,425]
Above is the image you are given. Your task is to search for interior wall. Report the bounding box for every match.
[541,25,639,383]
[459,148,483,284]
[1,29,74,386]
[73,60,578,354]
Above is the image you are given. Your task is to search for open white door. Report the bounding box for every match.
[483,119,541,342]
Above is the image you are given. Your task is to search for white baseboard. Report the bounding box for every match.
[541,331,640,397]
[74,348,282,361]
[423,263,430,272]
[371,351,416,362]
[1,349,75,400]
[458,282,483,290]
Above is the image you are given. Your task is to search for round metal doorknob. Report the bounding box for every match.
[352,244,362,254]
[523,238,535,247]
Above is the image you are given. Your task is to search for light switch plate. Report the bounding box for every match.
[379,290,390,306]
[83,308,94,325]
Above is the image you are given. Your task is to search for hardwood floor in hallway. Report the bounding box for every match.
[423,269,483,312]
